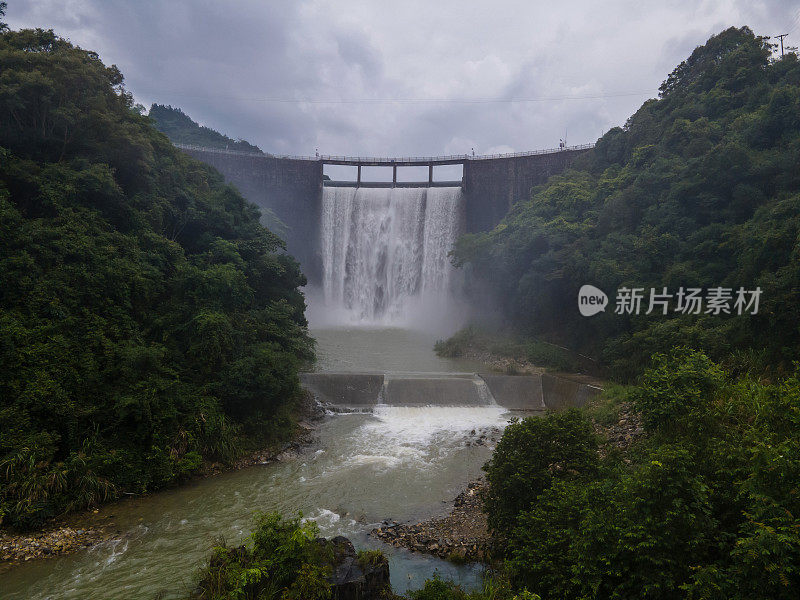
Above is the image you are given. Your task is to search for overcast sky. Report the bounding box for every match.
[7,1,800,158]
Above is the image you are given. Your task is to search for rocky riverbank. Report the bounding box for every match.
[459,347,544,376]
[0,392,325,569]
[372,479,491,563]
[199,419,319,477]
[0,525,111,566]
[371,396,644,565]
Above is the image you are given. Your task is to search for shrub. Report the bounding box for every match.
[485,352,800,600]
[189,512,331,600]
[409,573,531,600]
[482,410,599,536]
[356,549,385,569]
[632,347,724,431]
[507,447,717,600]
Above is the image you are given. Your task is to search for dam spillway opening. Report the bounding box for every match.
[316,186,465,330]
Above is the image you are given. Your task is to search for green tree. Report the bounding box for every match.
[451,27,800,382]
[148,104,263,153]
[488,352,800,600]
[0,24,313,528]
[189,513,332,600]
[483,410,598,535]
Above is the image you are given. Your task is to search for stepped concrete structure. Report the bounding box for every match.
[300,371,601,412]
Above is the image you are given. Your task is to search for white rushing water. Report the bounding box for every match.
[2,401,511,599]
[318,186,465,330]
[344,404,507,470]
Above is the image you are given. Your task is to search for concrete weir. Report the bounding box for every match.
[300,372,385,409]
[479,374,545,410]
[300,371,601,411]
[383,374,492,407]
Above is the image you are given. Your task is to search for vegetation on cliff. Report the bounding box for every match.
[189,513,333,600]
[425,28,800,600]
[188,512,391,600]
[482,350,800,600]
[149,104,263,154]
[0,21,313,529]
[450,27,800,381]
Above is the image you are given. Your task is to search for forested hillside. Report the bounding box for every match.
[149,104,263,153]
[0,25,313,528]
[473,350,800,600]
[453,27,800,380]
[410,27,800,600]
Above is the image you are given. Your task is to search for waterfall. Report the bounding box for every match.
[319,186,464,327]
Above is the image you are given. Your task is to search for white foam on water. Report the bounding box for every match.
[304,508,360,537]
[325,404,509,474]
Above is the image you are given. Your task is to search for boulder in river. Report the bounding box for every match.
[317,536,391,600]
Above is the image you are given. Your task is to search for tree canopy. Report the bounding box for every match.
[453,27,800,380]
[0,26,313,528]
[485,350,800,600]
[149,104,264,154]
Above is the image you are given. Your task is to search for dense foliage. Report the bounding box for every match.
[452,27,800,380]
[483,349,800,600]
[149,103,290,240]
[407,574,538,600]
[189,513,333,600]
[0,25,313,528]
[483,410,598,534]
[149,104,263,153]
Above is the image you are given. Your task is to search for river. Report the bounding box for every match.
[1,327,520,599]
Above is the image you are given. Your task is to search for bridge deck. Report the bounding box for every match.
[323,180,463,188]
[175,143,594,165]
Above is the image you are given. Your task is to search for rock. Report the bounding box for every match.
[452,547,468,560]
[315,537,390,600]
[371,478,490,563]
[0,525,111,566]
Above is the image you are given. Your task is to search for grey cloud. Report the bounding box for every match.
[7,0,796,157]
[334,30,383,80]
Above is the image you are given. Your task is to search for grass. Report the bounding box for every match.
[356,548,386,569]
[583,383,631,427]
[434,325,584,373]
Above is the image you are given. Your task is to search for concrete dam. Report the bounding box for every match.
[177,143,593,291]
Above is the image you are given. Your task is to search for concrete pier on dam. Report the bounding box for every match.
[299,371,602,412]
[176,143,593,282]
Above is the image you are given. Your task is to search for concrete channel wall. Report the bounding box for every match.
[300,372,601,412]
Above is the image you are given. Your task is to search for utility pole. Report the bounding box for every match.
[776,33,789,57]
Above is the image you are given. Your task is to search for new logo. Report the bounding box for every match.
[578,285,608,317]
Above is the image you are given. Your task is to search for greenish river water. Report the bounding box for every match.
[1,328,517,599]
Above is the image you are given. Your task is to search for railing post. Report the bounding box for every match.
[392,161,397,187]
[357,165,361,187]
[428,163,433,184]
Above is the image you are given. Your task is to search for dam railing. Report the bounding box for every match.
[174,143,595,165]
